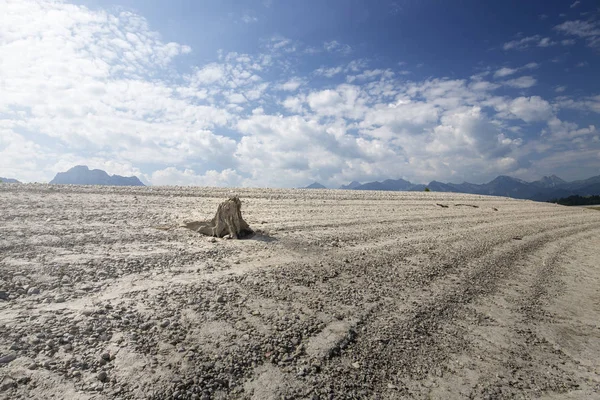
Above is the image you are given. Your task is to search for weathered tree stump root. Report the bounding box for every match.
[183,196,254,239]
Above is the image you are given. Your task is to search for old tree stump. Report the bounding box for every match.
[183,197,254,239]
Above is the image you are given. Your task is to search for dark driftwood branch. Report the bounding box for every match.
[454,204,479,208]
[183,197,254,239]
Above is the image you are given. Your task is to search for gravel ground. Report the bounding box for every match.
[1,183,599,399]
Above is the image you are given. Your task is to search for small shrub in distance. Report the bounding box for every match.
[424,187,430,192]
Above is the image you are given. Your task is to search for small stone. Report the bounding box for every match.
[0,353,17,364]
[98,371,108,382]
[387,383,397,389]
[27,287,40,295]
[0,376,17,392]
[216,295,226,303]
[54,296,66,303]
[101,352,111,361]
[16,376,30,385]
[351,362,360,369]
[141,322,153,331]
[27,363,38,370]
[0,291,8,301]
[160,320,170,328]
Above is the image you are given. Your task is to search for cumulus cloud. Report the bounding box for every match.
[501,96,553,123]
[494,67,518,78]
[1,0,596,187]
[503,76,537,88]
[277,77,304,91]
[149,167,242,186]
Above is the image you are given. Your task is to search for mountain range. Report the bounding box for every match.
[49,165,145,186]
[307,174,600,201]
[0,177,21,184]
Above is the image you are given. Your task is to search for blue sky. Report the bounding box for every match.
[1,0,599,187]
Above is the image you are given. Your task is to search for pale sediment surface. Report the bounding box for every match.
[1,184,599,399]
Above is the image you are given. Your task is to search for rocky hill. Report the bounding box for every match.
[49,165,144,186]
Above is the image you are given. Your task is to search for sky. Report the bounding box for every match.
[1,0,599,187]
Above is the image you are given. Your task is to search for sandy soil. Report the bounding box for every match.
[1,184,599,399]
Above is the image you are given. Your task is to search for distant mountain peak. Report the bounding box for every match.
[532,175,567,189]
[343,174,600,202]
[340,180,361,190]
[50,165,144,186]
[0,177,21,184]
[304,182,326,189]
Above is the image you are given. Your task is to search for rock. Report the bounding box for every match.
[55,296,66,303]
[27,363,38,370]
[0,291,8,300]
[351,362,360,369]
[27,287,40,295]
[160,320,170,328]
[98,371,108,382]
[0,376,17,392]
[101,352,111,361]
[0,353,17,364]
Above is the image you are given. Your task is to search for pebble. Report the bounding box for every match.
[101,352,111,361]
[98,371,108,382]
[160,320,170,328]
[0,376,17,392]
[55,296,66,303]
[0,353,17,364]
[352,362,360,369]
[27,287,40,295]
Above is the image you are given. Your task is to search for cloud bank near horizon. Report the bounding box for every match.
[0,0,598,187]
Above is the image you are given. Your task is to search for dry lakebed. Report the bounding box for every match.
[1,184,599,399]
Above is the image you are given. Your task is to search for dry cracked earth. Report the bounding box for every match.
[1,184,600,399]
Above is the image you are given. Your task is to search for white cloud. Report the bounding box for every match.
[544,117,595,140]
[554,20,600,48]
[347,69,395,82]
[1,0,597,187]
[501,96,553,123]
[277,77,304,91]
[324,40,352,55]
[503,34,576,50]
[494,62,539,78]
[503,76,537,89]
[503,35,542,50]
[570,1,580,8]
[191,64,226,85]
[556,95,600,114]
[314,66,343,77]
[537,37,556,47]
[151,167,243,186]
[494,67,518,78]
